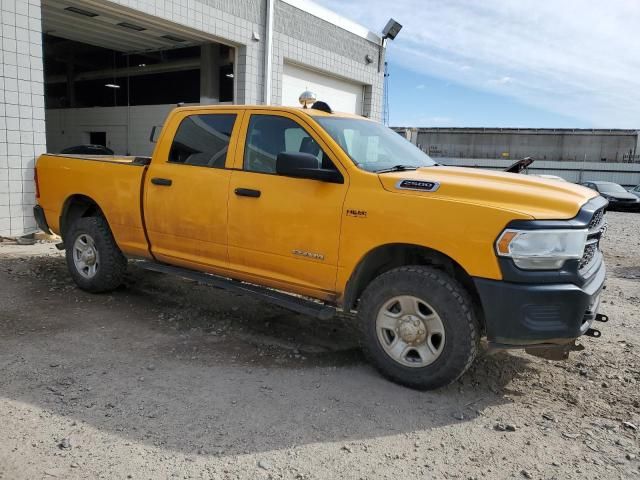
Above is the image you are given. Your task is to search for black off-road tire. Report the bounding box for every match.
[65,216,127,293]
[357,266,480,390]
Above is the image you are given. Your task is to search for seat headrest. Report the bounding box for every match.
[300,136,320,156]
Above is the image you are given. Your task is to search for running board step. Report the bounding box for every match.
[135,261,335,320]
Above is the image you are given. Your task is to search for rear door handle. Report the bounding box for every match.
[151,177,172,186]
[234,188,261,198]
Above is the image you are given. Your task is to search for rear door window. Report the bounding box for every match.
[169,114,236,168]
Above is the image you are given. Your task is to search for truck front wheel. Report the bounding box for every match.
[358,266,479,390]
[65,216,127,293]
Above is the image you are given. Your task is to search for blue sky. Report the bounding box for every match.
[386,63,589,128]
[315,0,640,129]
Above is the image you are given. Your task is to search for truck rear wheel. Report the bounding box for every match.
[65,216,127,293]
[357,266,479,390]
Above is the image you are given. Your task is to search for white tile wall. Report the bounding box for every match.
[0,0,44,237]
[1,0,383,237]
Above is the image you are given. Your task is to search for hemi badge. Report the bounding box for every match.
[396,179,440,192]
[346,209,367,218]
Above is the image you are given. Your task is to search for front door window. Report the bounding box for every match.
[243,114,335,173]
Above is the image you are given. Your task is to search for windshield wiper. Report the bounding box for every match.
[375,164,419,174]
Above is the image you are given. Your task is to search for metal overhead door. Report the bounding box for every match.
[282,63,364,115]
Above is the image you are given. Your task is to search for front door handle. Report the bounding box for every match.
[151,177,172,186]
[234,188,261,198]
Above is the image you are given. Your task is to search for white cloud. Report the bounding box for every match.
[395,114,455,127]
[416,84,425,89]
[420,116,454,125]
[315,0,640,127]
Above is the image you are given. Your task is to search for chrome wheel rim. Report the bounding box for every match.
[376,295,446,368]
[73,234,99,279]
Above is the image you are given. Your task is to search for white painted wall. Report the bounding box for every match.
[45,104,176,157]
[281,62,364,115]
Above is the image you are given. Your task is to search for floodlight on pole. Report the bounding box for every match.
[379,19,402,124]
[378,18,403,73]
[382,18,403,40]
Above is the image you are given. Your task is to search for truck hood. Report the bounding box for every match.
[378,166,598,220]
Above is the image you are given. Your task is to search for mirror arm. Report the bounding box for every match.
[294,168,344,184]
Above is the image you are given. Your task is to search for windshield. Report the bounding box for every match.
[598,182,627,193]
[315,117,436,172]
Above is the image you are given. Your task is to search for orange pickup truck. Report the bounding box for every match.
[34,104,608,389]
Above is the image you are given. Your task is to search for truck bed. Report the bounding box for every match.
[36,154,151,258]
[40,154,150,164]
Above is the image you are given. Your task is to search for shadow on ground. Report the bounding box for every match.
[0,255,534,457]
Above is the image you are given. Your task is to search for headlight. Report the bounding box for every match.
[496,229,588,270]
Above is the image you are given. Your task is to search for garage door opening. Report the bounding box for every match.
[42,0,236,156]
[282,62,364,115]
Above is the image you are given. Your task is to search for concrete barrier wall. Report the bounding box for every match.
[439,158,640,188]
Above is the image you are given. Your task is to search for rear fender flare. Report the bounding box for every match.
[59,194,106,240]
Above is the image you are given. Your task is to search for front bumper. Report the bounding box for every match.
[473,258,606,347]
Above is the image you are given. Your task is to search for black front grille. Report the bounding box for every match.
[579,242,598,271]
[579,208,606,274]
[588,209,605,231]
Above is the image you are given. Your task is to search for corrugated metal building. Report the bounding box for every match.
[393,127,640,187]
[395,127,640,163]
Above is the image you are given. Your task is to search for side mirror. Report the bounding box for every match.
[276,152,343,184]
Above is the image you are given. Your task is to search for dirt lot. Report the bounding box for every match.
[1,213,639,480]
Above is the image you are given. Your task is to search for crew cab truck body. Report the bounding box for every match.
[34,105,608,389]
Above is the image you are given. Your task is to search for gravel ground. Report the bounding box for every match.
[1,212,639,480]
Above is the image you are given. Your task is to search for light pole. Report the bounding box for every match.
[379,19,402,125]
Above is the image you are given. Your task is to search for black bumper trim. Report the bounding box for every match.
[33,205,52,235]
[473,259,605,346]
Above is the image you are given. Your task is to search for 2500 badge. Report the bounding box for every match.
[292,249,325,261]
